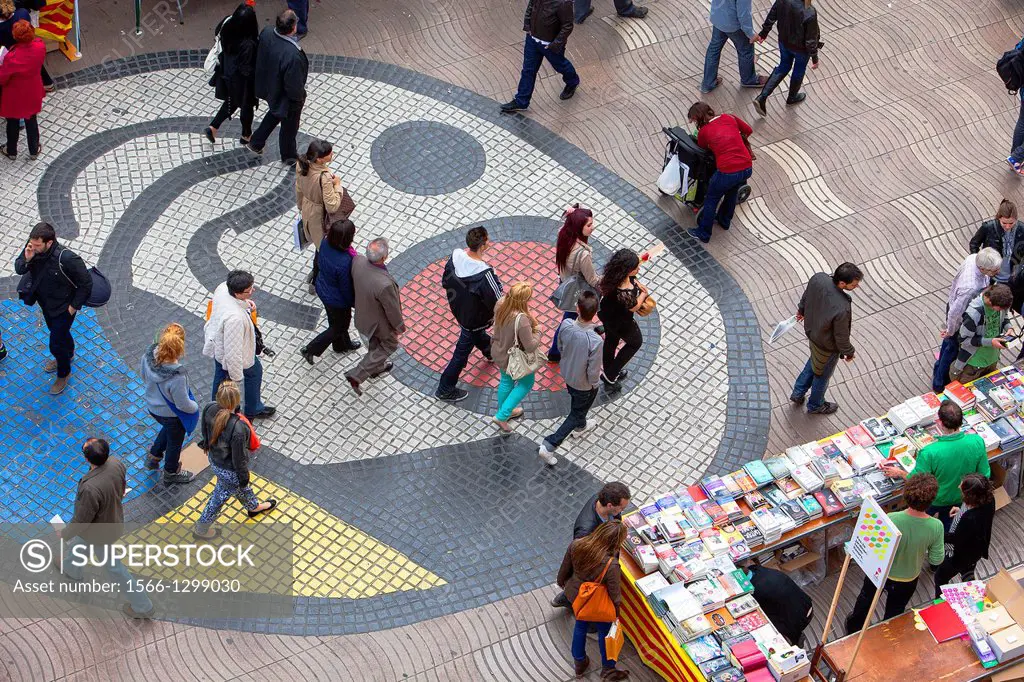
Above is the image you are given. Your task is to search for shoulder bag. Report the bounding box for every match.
[549,247,599,312]
[636,281,656,317]
[572,557,617,623]
[56,247,111,308]
[321,171,356,225]
[157,382,200,435]
[505,313,546,380]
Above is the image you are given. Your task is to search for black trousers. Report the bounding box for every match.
[210,99,255,139]
[844,575,918,635]
[249,101,303,161]
[6,116,39,157]
[933,555,978,599]
[43,310,76,378]
[306,305,355,356]
[602,319,642,381]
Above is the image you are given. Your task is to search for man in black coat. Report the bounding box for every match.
[247,9,309,163]
[14,222,91,395]
[500,0,580,113]
[743,562,813,646]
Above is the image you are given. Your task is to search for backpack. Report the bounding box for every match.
[997,47,1024,94]
[56,248,111,308]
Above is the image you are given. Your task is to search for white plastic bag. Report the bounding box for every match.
[657,155,682,195]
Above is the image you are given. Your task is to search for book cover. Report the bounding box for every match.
[776,476,805,499]
[684,634,722,665]
[846,424,876,447]
[743,460,774,487]
[764,455,793,480]
[725,594,759,617]
[699,656,734,677]
[920,392,942,409]
[655,494,679,511]
[736,610,769,631]
[743,490,769,509]
[763,486,789,507]
[798,494,823,517]
[813,489,844,516]
[860,417,891,443]
[731,470,758,494]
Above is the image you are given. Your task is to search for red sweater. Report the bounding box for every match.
[697,114,753,173]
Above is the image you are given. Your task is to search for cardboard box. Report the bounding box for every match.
[988,569,1024,626]
[980,605,1018,635]
[989,660,1024,682]
[995,486,1012,511]
[988,624,1024,662]
[780,550,820,572]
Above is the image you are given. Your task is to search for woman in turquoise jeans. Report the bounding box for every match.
[490,282,540,432]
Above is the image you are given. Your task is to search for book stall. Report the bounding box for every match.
[618,363,1024,682]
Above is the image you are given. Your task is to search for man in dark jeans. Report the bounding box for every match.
[14,222,91,395]
[539,292,603,465]
[435,226,503,403]
[500,0,580,113]
[247,10,308,163]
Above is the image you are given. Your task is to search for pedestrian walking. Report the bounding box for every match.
[597,249,649,390]
[751,0,821,117]
[932,474,995,599]
[557,521,631,680]
[435,226,503,403]
[345,238,406,396]
[247,9,308,163]
[0,20,44,160]
[0,0,28,47]
[932,248,1000,392]
[57,438,155,619]
[1006,36,1024,174]
[193,381,277,540]
[573,0,646,25]
[684,102,754,245]
[300,219,361,363]
[949,284,1013,384]
[548,204,599,361]
[539,291,603,465]
[968,199,1024,283]
[295,139,353,292]
[204,3,259,146]
[203,270,276,419]
[500,0,580,114]
[10,0,53,91]
[287,0,309,38]
[790,263,861,415]
[701,0,767,92]
[14,222,91,394]
[141,323,199,485]
[490,282,542,432]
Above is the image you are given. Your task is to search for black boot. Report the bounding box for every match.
[786,75,806,105]
[753,70,785,117]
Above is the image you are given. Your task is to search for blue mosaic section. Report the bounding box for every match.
[0,300,159,523]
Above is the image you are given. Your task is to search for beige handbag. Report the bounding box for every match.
[506,313,546,380]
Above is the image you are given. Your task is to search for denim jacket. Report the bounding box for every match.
[709,0,754,38]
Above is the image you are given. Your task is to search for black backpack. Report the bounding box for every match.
[997,47,1024,94]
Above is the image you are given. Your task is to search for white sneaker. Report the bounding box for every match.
[569,421,596,439]
[538,442,558,466]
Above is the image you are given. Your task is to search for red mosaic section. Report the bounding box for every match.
[401,241,568,391]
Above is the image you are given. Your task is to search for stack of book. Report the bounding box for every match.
[860,416,900,443]
[990,417,1023,450]
[743,460,774,488]
[790,464,823,493]
[943,381,976,410]
[846,445,877,474]
[750,507,784,543]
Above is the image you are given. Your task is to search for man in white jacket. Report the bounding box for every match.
[203,270,276,419]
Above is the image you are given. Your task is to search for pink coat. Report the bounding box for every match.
[0,38,45,119]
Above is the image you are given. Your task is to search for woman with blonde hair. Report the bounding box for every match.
[556,521,630,680]
[141,323,200,485]
[194,380,276,539]
[489,282,541,433]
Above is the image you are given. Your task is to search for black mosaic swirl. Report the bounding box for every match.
[370,120,486,195]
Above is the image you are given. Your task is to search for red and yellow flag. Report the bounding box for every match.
[36,0,74,42]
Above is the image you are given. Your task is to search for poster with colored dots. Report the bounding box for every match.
[847,497,902,588]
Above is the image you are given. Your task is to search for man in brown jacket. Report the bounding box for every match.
[59,438,155,618]
[346,238,406,395]
[790,262,862,415]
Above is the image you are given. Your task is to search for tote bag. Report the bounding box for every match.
[572,557,617,623]
[505,313,546,380]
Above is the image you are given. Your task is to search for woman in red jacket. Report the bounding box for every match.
[685,101,754,245]
[0,20,45,160]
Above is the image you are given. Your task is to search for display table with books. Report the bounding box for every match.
[617,364,1024,682]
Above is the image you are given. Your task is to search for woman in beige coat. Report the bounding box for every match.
[489,282,540,433]
[296,139,346,293]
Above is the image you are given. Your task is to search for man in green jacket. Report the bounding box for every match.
[883,401,990,531]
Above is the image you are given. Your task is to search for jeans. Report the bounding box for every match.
[845,575,918,635]
[790,352,839,412]
[437,327,492,396]
[249,101,303,161]
[573,0,635,21]
[771,42,810,86]
[701,26,758,90]
[149,412,187,473]
[602,319,642,381]
[513,36,580,108]
[195,464,261,533]
[306,305,355,356]
[695,167,753,237]
[548,311,577,357]
[544,386,598,449]
[61,537,154,614]
[6,115,39,157]
[212,357,265,418]
[43,310,76,378]
[496,370,535,420]
[934,556,978,599]
[210,99,255,140]
[932,335,958,393]
[287,0,309,33]
[572,619,616,667]
[1012,96,1024,160]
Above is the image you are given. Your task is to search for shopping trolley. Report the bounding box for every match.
[659,126,751,220]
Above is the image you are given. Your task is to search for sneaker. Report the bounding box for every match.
[436,387,469,403]
[559,84,578,101]
[1008,156,1022,173]
[0,344,7,362]
[500,100,527,114]
[687,227,710,244]
[700,76,721,94]
[569,421,596,439]
[145,455,162,471]
[163,469,196,485]
[49,375,69,395]
[741,74,769,88]
[789,395,805,406]
[122,603,155,619]
[538,442,558,466]
[808,401,839,415]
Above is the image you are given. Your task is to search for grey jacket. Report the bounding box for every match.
[798,272,855,357]
[140,344,199,419]
[557,318,603,391]
[352,255,406,340]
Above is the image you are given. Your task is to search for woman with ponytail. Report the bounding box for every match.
[296,139,351,292]
[141,323,200,485]
[193,380,277,539]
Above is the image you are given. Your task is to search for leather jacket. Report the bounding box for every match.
[759,0,821,62]
[523,0,574,51]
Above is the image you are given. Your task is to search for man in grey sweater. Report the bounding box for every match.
[790,263,862,415]
[539,292,603,465]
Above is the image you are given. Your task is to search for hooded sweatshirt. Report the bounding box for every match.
[140,344,200,419]
[442,248,503,332]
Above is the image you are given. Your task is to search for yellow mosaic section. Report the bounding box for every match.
[126,473,446,598]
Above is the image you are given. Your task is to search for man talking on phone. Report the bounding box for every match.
[949,283,1013,385]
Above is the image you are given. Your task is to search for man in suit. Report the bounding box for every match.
[346,238,406,395]
[247,9,309,163]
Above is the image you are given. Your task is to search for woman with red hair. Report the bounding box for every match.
[0,19,44,160]
[548,204,600,361]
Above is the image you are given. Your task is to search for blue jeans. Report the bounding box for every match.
[932,335,959,393]
[548,311,577,357]
[496,370,535,421]
[437,327,492,396]
[544,386,598,449]
[195,464,261,533]
[771,43,810,85]
[150,412,186,473]
[696,167,753,237]
[701,26,758,91]
[212,357,265,418]
[572,619,615,667]
[1013,95,1024,160]
[514,36,580,108]
[791,352,839,411]
[287,0,309,34]
[61,537,154,613]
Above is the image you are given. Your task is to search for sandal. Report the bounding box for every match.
[192,527,222,541]
[509,407,525,420]
[492,417,514,433]
[247,499,278,518]
[0,144,15,160]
